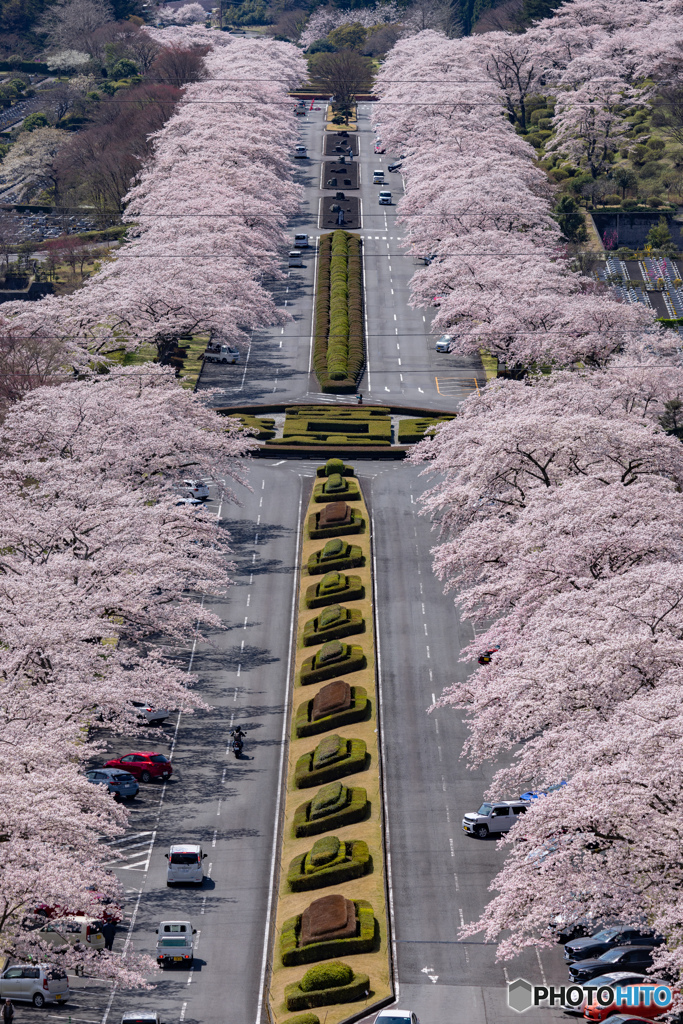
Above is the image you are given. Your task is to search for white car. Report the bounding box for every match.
[86,767,139,800]
[378,190,392,205]
[0,965,69,1007]
[289,250,305,267]
[32,916,105,950]
[183,480,209,499]
[375,1011,421,1024]
[156,920,196,967]
[373,170,385,183]
[435,334,452,352]
[294,145,307,158]
[131,701,169,725]
[166,844,206,887]
[175,497,204,509]
[462,799,529,838]
[294,233,309,248]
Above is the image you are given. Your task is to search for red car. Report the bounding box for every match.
[104,752,172,783]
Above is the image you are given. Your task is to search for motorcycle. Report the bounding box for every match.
[232,734,244,759]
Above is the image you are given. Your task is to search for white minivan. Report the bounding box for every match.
[372,169,384,183]
[378,190,392,205]
[294,145,307,158]
[166,844,206,886]
[0,965,69,1007]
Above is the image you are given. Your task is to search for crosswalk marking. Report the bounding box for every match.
[435,376,481,398]
[102,830,156,872]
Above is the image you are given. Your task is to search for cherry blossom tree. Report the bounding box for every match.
[157,3,207,25]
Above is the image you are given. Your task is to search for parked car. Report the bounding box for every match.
[32,916,105,951]
[373,170,385,183]
[520,781,567,801]
[388,161,402,172]
[288,250,305,267]
[375,1012,421,1024]
[374,141,386,153]
[569,947,655,983]
[0,965,69,1007]
[165,844,206,887]
[104,752,172,783]
[175,497,204,508]
[378,190,392,205]
[203,344,239,364]
[435,334,452,352]
[294,145,307,158]
[294,233,309,248]
[565,926,661,963]
[156,920,196,966]
[121,1014,161,1024]
[131,700,170,725]
[462,799,529,838]
[432,294,446,305]
[585,987,672,1022]
[183,480,209,500]
[86,768,139,801]
[559,972,645,1014]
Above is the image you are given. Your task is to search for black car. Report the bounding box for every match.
[387,162,402,172]
[568,946,655,983]
[564,926,661,963]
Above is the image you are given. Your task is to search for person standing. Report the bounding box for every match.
[101,920,117,952]
[2,998,14,1024]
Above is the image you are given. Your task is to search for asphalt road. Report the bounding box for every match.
[197,103,485,412]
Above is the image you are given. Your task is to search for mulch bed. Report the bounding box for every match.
[324,133,358,157]
[319,195,360,230]
[323,161,358,189]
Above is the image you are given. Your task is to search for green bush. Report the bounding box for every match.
[316,457,355,477]
[280,899,376,966]
[308,507,364,539]
[299,642,366,685]
[235,415,276,440]
[293,784,368,837]
[640,160,664,178]
[287,837,371,890]
[397,416,454,445]
[305,572,364,609]
[312,478,361,502]
[283,1014,320,1024]
[295,685,369,737]
[313,231,365,391]
[270,435,390,447]
[302,605,364,645]
[648,137,666,151]
[285,961,370,1011]
[529,107,553,125]
[294,736,367,788]
[306,541,364,575]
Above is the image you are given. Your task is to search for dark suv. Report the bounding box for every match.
[569,947,655,983]
[564,926,661,963]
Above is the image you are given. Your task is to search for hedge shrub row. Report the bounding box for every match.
[295,685,369,737]
[307,540,364,575]
[294,782,369,837]
[397,416,455,445]
[283,1014,320,1024]
[285,961,370,1012]
[299,641,366,685]
[271,435,391,446]
[308,507,364,540]
[312,476,361,502]
[294,736,368,788]
[302,605,364,645]
[305,572,364,608]
[287,837,371,890]
[235,414,276,440]
[313,231,365,393]
[280,899,376,966]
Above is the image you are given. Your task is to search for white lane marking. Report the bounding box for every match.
[432,693,436,703]
[246,594,251,607]
[450,838,455,857]
[426,646,430,658]
[212,829,217,847]
[459,908,465,926]
[454,872,460,891]
[180,1003,187,1021]
[216,800,221,816]
[261,480,265,489]
[255,480,304,1024]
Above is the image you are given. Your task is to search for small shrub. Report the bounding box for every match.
[301,962,354,992]
[302,605,364,645]
[305,572,364,608]
[285,962,370,1011]
[288,838,371,891]
[280,898,376,966]
[312,477,361,502]
[648,137,666,151]
[284,1015,320,1024]
[295,736,368,788]
[293,784,368,837]
[602,193,622,206]
[299,642,366,685]
[640,160,663,178]
[306,542,364,576]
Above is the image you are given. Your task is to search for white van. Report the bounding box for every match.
[294,145,307,158]
[0,965,69,1007]
[165,844,206,887]
[288,250,305,267]
[372,169,384,183]
[35,916,105,950]
[294,233,309,248]
[462,799,529,838]
[378,190,392,205]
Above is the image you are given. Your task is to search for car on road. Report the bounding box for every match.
[32,916,105,951]
[388,161,402,172]
[203,343,239,364]
[86,768,139,801]
[569,947,655,983]
[520,781,567,801]
[584,984,672,1022]
[121,1014,161,1024]
[559,972,645,1014]
[294,102,306,116]
[104,752,172,783]
[565,926,661,963]
[462,799,529,838]
[375,1011,420,1024]
[165,844,207,886]
[183,480,209,499]
[0,965,69,1007]
[435,334,452,352]
[132,700,170,725]
[289,250,305,267]
[294,233,309,248]
[378,190,392,205]
[156,920,196,966]
[294,145,307,158]
[373,169,385,183]
[374,141,386,153]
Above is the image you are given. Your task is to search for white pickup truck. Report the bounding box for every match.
[203,343,239,364]
[155,920,196,967]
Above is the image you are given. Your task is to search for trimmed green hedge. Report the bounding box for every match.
[299,641,366,685]
[287,838,371,890]
[313,231,365,393]
[295,685,369,737]
[283,1014,320,1024]
[312,476,361,502]
[305,572,364,608]
[302,605,364,645]
[294,735,368,788]
[307,540,364,575]
[308,507,364,539]
[316,457,355,477]
[280,899,376,966]
[293,782,369,837]
[397,415,455,445]
[286,961,371,1011]
[235,415,276,440]
[270,435,391,446]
